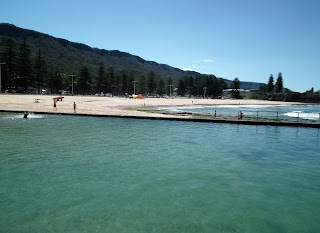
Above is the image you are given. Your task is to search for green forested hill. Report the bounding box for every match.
[0,23,264,96]
[0,23,197,79]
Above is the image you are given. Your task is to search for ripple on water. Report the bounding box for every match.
[0,113,320,233]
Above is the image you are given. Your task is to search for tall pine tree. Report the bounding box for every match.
[95,62,106,93]
[138,75,146,94]
[48,70,63,94]
[121,71,128,94]
[107,66,115,93]
[114,74,121,95]
[231,77,241,98]
[275,72,283,93]
[128,71,135,94]
[78,66,91,94]
[177,79,186,96]
[267,74,274,92]
[1,38,16,92]
[17,38,33,92]
[34,48,47,93]
[147,70,156,94]
[157,78,165,96]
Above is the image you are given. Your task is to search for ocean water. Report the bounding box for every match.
[0,112,320,233]
[159,104,320,122]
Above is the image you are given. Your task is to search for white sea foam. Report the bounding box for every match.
[159,104,291,110]
[158,105,206,111]
[27,114,47,119]
[2,113,47,120]
[284,112,319,120]
[210,104,288,109]
[238,105,275,108]
[178,105,206,110]
[157,105,320,121]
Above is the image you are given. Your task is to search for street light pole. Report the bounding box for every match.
[203,86,207,99]
[0,62,6,93]
[68,74,76,95]
[168,85,174,97]
[132,80,138,95]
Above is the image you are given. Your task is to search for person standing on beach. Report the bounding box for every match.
[73,102,77,113]
[53,100,57,110]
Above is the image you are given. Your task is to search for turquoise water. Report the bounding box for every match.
[1,112,320,233]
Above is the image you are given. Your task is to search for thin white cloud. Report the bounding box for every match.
[202,59,215,63]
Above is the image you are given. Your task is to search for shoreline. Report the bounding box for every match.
[1,94,319,128]
[0,93,304,115]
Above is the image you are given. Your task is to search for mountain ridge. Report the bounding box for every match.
[0,23,203,78]
[0,23,263,90]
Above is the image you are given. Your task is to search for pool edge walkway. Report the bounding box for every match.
[1,109,319,128]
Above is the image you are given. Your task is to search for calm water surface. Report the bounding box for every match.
[0,112,319,232]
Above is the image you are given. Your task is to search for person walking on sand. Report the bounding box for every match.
[73,102,77,113]
[239,111,243,120]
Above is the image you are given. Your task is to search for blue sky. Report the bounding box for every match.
[1,0,320,92]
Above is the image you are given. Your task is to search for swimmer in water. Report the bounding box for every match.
[23,111,29,119]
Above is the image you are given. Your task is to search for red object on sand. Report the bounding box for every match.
[53,96,64,101]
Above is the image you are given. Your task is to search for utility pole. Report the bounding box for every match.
[68,74,76,95]
[203,87,207,99]
[0,62,6,93]
[132,80,138,95]
[168,85,174,97]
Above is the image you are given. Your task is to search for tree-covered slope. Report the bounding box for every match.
[1,23,266,96]
[0,23,200,79]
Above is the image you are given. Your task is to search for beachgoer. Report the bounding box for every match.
[53,100,57,110]
[73,102,77,113]
[239,111,243,120]
[214,110,217,118]
[23,111,29,119]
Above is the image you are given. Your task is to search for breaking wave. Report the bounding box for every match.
[284,111,319,120]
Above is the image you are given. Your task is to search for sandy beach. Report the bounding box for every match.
[0,94,302,119]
